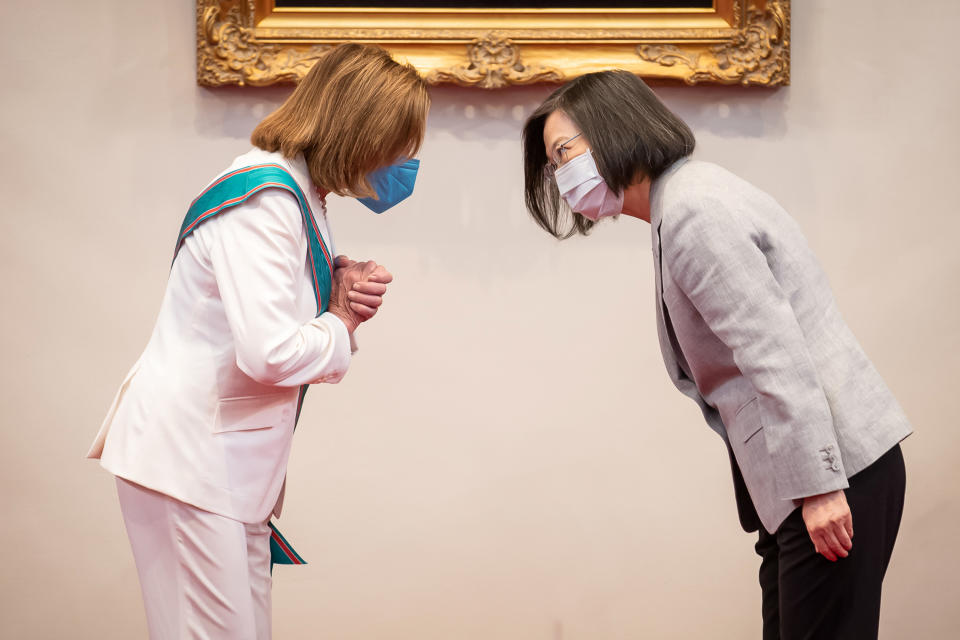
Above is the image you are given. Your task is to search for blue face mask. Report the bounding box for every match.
[356,158,420,214]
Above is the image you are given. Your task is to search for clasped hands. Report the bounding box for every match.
[327,255,393,334]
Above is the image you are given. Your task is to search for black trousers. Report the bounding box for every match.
[754,445,906,640]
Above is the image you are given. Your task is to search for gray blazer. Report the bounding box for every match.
[650,158,912,533]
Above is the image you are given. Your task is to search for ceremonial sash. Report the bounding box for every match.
[176,163,333,569]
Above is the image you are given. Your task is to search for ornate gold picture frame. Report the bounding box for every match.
[197,1,789,89]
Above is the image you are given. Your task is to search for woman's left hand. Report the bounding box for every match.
[335,255,393,320]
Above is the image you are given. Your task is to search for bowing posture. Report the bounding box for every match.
[521,71,911,639]
[88,44,429,639]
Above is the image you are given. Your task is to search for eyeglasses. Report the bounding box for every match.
[545,133,582,178]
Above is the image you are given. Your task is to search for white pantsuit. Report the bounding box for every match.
[117,478,273,640]
[90,148,351,639]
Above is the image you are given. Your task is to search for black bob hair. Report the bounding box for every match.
[522,70,695,239]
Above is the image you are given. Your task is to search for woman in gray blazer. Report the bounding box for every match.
[521,70,911,640]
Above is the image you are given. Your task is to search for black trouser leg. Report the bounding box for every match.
[754,445,906,640]
[756,528,782,640]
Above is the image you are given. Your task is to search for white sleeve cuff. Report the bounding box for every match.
[306,312,352,384]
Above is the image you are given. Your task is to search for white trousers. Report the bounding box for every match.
[116,477,272,639]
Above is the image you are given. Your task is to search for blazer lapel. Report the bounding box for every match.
[648,160,727,438]
[653,233,679,378]
[650,176,684,385]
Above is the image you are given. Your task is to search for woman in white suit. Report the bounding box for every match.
[87,44,430,639]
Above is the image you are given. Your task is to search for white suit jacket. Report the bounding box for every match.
[88,148,352,524]
[650,158,912,533]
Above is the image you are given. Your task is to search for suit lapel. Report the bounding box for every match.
[653,220,684,384]
[650,175,685,385]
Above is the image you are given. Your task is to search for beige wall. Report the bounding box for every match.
[2,1,958,638]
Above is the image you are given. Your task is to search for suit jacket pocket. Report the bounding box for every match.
[213,392,294,434]
[735,397,764,443]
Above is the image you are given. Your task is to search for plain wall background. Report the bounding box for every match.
[2,1,958,638]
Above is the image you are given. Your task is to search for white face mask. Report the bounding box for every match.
[554,149,624,221]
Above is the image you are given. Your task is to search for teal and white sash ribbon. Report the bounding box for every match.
[176,163,334,569]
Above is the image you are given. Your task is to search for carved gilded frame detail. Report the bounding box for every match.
[197,1,789,89]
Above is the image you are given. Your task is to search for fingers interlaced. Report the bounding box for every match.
[347,291,384,308]
[352,281,388,296]
[349,302,379,319]
[369,266,394,284]
[334,255,356,268]
[332,259,393,326]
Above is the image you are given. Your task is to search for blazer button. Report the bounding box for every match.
[819,445,840,472]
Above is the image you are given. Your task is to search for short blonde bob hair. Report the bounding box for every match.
[251,43,430,199]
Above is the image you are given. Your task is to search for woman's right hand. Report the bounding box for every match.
[328,256,393,334]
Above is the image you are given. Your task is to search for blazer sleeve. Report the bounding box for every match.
[204,189,352,387]
[661,198,849,501]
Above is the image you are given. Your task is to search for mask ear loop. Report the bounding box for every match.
[554,132,583,166]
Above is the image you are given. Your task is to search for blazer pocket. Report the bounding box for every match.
[735,397,764,443]
[213,393,293,434]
